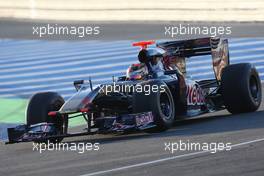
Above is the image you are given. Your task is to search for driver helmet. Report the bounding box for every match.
[138,48,166,74]
[126,63,148,80]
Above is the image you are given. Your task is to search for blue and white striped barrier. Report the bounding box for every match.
[0,38,263,99]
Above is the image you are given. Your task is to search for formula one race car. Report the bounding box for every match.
[6,37,262,144]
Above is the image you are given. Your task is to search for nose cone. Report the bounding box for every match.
[60,86,100,113]
[60,89,90,113]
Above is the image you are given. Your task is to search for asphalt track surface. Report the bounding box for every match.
[0,84,263,176]
[1,20,264,40]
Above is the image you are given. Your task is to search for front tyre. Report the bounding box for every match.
[26,92,68,143]
[221,63,262,113]
[133,81,175,132]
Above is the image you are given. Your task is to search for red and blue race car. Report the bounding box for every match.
[7,37,262,144]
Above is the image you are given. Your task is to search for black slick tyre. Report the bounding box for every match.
[221,63,262,113]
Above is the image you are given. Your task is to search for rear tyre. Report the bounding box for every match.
[133,81,175,132]
[26,92,68,143]
[221,63,262,114]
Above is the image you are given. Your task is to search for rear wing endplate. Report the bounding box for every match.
[157,37,229,81]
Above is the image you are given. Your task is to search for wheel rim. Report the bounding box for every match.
[249,76,259,101]
[160,92,173,120]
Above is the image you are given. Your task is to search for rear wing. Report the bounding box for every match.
[157,37,229,81]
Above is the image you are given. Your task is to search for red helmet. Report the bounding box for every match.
[126,63,148,80]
